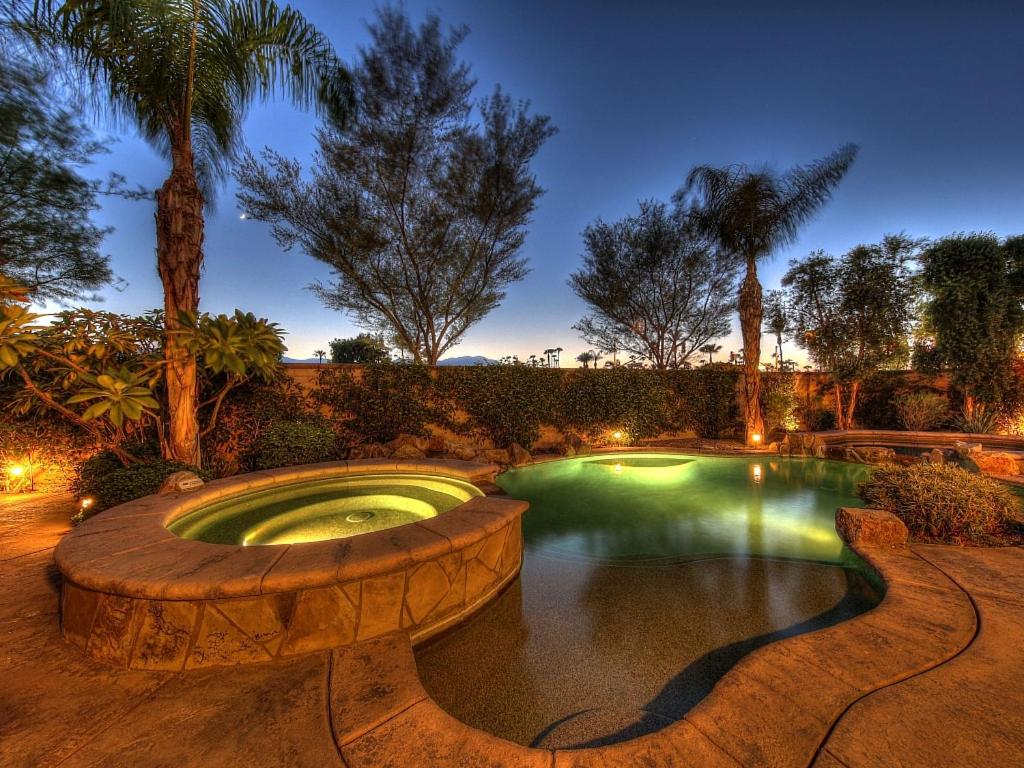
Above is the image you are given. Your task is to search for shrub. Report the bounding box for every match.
[312,363,436,444]
[954,404,1000,434]
[855,373,905,429]
[670,367,741,438]
[204,374,312,475]
[894,392,950,431]
[73,449,208,519]
[761,373,799,435]
[436,366,560,447]
[253,420,337,470]
[858,463,1021,544]
[557,368,672,442]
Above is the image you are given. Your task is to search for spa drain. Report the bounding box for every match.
[345,511,376,523]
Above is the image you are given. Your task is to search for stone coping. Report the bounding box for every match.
[808,429,1024,451]
[55,459,513,601]
[328,507,979,767]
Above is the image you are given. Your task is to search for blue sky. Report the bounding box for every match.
[73,0,1024,364]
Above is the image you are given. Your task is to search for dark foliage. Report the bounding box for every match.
[253,420,337,470]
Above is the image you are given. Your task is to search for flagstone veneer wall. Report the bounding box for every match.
[55,460,525,671]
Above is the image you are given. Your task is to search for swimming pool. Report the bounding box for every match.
[415,453,880,749]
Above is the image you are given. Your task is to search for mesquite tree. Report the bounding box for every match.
[28,0,350,464]
[679,145,858,443]
[571,201,737,369]
[783,234,917,428]
[236,9,556,364]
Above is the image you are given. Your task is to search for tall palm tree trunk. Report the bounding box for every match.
[738,256,764,444]
[156,145,204,465]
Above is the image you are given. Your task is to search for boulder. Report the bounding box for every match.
[445,443,478,462]
[953,441,983,457]
[835,507,908,548]
[481,448,510,465]
[970,451,1022,477]
[509,443,532,467]
[349,443,388,460]
[158,471,204,494]
[927,448,946,466]
[843,446,896,465]
[386,433,430,453]
[391,444,427,461]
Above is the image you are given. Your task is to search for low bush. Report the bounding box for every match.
[252,421,337,470]
[857,463,1022,544]
[761,373,799,435]
[73,449,208,519]
[894,391,950,431]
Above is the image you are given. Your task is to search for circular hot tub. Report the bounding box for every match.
[168,474,483,545]
[55,460,527,671]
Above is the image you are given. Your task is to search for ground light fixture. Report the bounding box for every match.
[751,432,763,445]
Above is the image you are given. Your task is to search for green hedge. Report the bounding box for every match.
[435,366,561,447]
[253,421,338,469]
[311,363,743,448]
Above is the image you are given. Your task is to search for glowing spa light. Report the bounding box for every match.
[612,430,623,441]
[7,464,25,477]
[613,462,623,474]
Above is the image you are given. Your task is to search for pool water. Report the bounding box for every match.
[168,473,481,545]
[415,453,881,749]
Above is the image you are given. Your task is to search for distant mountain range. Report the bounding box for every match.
[281,354,498,366]
[437,355,498,366]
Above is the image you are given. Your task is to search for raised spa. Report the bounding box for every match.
[168,473,483,545]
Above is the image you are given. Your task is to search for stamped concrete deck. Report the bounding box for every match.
[2,493,1022,767]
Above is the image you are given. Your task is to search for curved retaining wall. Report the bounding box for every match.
[55,459,526,670]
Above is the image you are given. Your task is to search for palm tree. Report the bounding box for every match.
[313,349,326,364]
[30,0,352,464]
[680,145,857,444]
[576,351,595,369]
[699,343,722,365]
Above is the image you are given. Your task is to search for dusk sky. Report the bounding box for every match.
[74,0,1023,364]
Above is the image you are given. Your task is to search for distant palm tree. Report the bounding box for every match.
[576,351,595,369]
[699,343,722,365]
[313,349,326,364]
[29,0,352,463]
[553,346,563,368]
[680,145,857,444]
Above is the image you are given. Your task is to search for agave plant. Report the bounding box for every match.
[954,404,1000,435]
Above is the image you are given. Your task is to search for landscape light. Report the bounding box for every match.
[751,433,762,445]
[79,497,94,511]
[612,430,623,440]
[8,464,25,477]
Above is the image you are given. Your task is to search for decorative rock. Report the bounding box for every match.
[158,471,204,494]
[445,443,478,462]
[844,446,896,465]
[509,443,532,467]
[835,507,908,548]
[391,444,427,460]
[386,433,430,453]
[970,451,1022,477]
[927,448,946,465]
[560,443,576,458]
[953,441,982,456]
[480,448,510,465]
[349,443,388,460]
